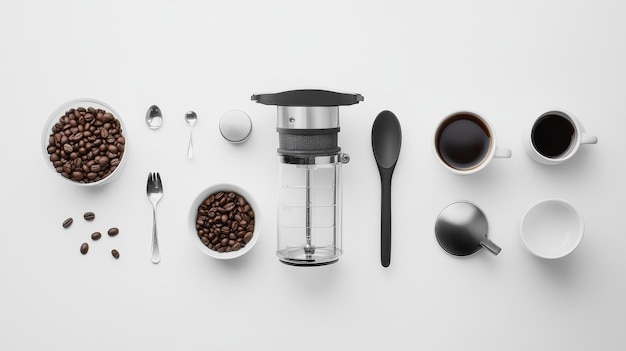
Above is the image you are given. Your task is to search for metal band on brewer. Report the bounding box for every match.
[280,154,340,165]
[277,106,339,130]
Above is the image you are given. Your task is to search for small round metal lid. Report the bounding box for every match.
[219,110,252,143]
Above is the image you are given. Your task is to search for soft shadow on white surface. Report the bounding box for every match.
[4,1,626,350]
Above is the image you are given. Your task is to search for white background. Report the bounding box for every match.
[1,0,625,350]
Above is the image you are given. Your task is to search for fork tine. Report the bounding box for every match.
[146,172,152,193]
[156,172,162,190]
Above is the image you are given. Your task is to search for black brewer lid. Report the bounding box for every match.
[251,89,364,107]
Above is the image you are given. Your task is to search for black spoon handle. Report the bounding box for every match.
[379,167,393,267]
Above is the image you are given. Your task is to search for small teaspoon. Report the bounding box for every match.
[185,111,197,158]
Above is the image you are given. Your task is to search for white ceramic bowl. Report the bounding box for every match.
[42,98,127,186]
[189,183,262,260]
[520,199,584,259]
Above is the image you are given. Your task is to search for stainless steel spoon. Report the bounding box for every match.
[435,201,501,256]
[185,111,197,158]
[146,105,163,129]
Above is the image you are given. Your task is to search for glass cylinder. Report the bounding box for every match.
[277,155,343,266]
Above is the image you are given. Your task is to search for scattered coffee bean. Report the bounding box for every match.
[62,217,73,228]
[46,105,125,183]
[111,249,120,259]
[80,243,89,255]
[91,232,102,241]
[107,227,119,237]
[196,191,255,253]
[83,212,95,221]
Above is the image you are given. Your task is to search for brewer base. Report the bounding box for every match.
[279,258,339,267]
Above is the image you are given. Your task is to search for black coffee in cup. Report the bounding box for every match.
[531,113,575,158]
[436,113,491,170]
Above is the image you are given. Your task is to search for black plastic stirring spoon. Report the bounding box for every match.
[371,110,402,267]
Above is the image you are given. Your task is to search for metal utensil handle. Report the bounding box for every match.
[151,205,160,263]
[187,128,194,159]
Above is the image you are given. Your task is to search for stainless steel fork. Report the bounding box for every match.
[146,172,163,264]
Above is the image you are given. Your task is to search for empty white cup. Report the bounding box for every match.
[520,199,584,259]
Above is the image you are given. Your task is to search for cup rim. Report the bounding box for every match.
[528,110,580,162]
[520,198,584,259]
[188,183,262,260]
[42,98,127,186]
[433,111,496,175]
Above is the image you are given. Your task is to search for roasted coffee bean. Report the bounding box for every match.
[62,217,73,228]
[46,105,125,183]
[196,191,255,253]
[98,156,109,167]
[80,243,89,255]
[83,212,95,221]
[107,227,119,237]
[243,231,253,244]
[91,232,102,241]
[111,249,120,259]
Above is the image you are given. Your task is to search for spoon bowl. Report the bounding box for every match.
[185,110,197,126]
[146,105,163,129]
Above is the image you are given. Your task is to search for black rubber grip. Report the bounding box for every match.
[380,167,392,267]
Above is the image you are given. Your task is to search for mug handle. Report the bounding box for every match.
[494,146,512,158]
[581,133,598,145]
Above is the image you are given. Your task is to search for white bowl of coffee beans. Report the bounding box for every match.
[42,98,127,186]
[189,184,262,260]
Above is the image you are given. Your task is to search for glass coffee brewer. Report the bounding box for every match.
[252,90,364,266]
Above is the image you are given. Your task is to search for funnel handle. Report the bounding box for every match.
[481,238,502,255]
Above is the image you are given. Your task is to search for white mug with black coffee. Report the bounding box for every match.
[434,111,512,175]
[525,110,598,165]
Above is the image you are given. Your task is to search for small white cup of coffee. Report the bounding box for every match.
[525,110,598,165]
[520,199,584,259]
[434,111,512,175]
